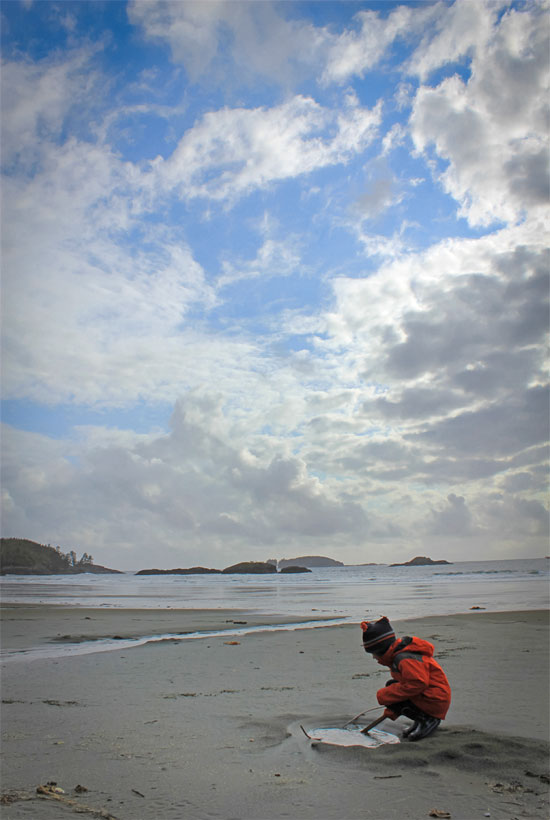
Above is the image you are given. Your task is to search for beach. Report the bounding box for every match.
[1,606,549,820]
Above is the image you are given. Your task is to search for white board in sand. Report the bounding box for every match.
[304,726,400,748]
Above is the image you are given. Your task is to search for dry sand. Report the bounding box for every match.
[1,606,548,820]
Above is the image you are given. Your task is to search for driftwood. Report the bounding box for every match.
[1,785,119,819]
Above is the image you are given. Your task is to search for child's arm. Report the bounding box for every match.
[376,657,429,706]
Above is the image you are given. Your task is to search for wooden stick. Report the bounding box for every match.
[300,723,320,742]
[342,706,380,728]
[360,714,387,735]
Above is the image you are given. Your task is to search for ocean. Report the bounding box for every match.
[1,558,548,622]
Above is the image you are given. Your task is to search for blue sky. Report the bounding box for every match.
[1,0,548,570]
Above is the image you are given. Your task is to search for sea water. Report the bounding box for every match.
[1,558,548,622]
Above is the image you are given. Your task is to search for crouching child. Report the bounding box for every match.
[361,616,451,741]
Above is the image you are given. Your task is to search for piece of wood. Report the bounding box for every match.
[360,714,386,735]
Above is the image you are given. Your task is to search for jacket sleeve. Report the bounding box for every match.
[376,657,429,705]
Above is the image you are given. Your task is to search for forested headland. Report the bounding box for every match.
[0,538,122,575]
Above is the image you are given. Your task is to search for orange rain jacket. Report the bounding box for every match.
[375,636,451,720]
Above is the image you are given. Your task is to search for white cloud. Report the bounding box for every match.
[321,4,436,85]
[2,133,221,404]
[154,94,381,201]
[407,0,504,81]
[0,46,101,168]
[410,2,549,226]
[128,0,321,86]
[128,0,436,91]
[219,237,301,288]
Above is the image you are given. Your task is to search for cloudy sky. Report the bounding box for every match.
[1,0,548,570]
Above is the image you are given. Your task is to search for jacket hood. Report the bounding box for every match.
[376,635,435,666]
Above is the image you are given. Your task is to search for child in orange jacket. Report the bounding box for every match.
[361,616,451,741]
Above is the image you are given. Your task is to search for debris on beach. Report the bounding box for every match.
[224,640,240,645]
[0,792,20,805]
[428,811,451,819]
[488,780,533,794]
[3,787,117,820]
[37,783,65,795]
[34,782,120,819]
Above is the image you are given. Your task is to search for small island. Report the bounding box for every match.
[389,555,452,567]
[278,555,344,569]
[222,561,277,574]
[136,567,222,575]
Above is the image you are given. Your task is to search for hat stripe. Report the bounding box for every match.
[362,628,395,648]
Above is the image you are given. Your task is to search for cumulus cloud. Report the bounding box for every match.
[1,392,370,568]
[407,0,503,81]
[427,493,478,537]
[295,219,549,547]
[410,3,549,226]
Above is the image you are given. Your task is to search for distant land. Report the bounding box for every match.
[0,542,343,576]
[354,562,382,566]
[277,555,344,569]
[137,561,311,575]
[389,556,452,567]
[135,567,221,575]
[0,538,122,575]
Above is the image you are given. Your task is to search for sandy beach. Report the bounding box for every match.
[1,606,548,820]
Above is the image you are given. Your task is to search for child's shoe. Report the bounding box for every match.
[407,716,440,741]
[402,720,419,738]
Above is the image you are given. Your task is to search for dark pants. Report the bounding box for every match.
[389,699,432,721]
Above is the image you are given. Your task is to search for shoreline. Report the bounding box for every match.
[1,608,548,819]
[2,602,547,659]
[1,604,345,655]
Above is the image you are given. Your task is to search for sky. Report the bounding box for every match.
[1,0,548,571]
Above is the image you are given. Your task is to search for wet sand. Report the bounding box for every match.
[1,607,548,819]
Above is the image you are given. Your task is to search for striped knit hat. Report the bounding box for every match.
[360,616,395,654]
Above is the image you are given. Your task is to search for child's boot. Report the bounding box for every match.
[399,704,423,738]
[399,704,440,740]
[407,716,440,741]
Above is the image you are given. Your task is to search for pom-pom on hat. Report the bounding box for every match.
[360,616,395,653]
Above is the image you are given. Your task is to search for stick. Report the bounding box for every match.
[342,706,380,728]
[360,714,386,735]
[299,725,322,742]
